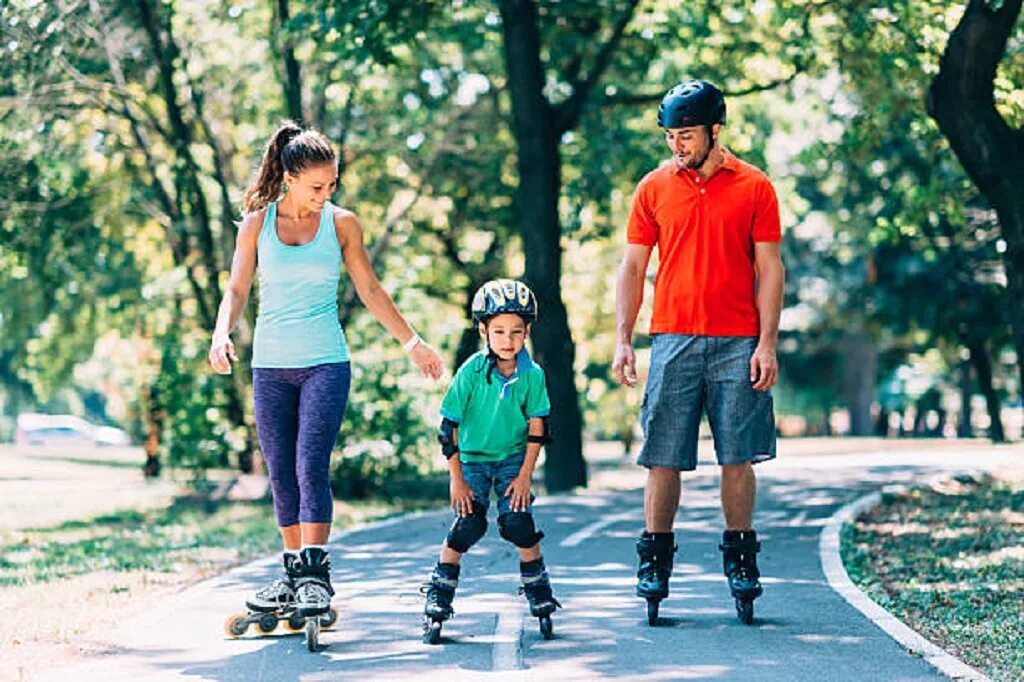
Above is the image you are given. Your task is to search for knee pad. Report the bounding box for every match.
[446,501,488,553]
[497,512,545,548]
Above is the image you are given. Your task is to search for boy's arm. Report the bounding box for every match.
[445,426,477,517]
[519,417,545,479]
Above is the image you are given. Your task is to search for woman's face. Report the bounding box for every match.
[284,163,337,212]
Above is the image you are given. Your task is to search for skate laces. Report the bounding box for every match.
[256,577,295,601]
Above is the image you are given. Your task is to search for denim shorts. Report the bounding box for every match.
[461,452,533,517]
[637,334,776,471]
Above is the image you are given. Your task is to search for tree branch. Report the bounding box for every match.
[554,0,639,135]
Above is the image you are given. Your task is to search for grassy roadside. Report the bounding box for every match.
[0,492,443,682]
[840,474,1024,682]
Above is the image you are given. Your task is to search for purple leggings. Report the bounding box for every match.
[253,362,351,527]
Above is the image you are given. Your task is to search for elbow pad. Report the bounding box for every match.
[527,416,551,444]
[438,417,459,459]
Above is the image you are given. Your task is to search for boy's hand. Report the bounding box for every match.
[503,473,532,513]
[450,476,475,517]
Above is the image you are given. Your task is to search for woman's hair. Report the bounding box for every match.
[242,121,336,213]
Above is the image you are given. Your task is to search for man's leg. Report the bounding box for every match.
[645,466,681,532]
[720,462,755,530]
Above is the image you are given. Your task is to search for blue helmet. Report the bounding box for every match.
[471,279,538,324]
[658,79,726,128]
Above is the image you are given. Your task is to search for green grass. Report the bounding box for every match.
[841,474,1024,682]
[0,494,439,588]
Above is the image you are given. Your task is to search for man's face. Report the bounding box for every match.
[664,125,715,170]
[479,314,529,360]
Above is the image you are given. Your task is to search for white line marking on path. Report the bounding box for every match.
[820,491,990,682]
[559,510,639,547]
[492,597,525,673]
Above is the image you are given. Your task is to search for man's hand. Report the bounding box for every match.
[450,475,475,517]
[750,343,778,391]
[611,342,638,386]
[503,472,532,513]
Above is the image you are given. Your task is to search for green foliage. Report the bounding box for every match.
[842,475,1024,681]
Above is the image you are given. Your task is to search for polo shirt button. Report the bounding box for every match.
[700,188,706,194]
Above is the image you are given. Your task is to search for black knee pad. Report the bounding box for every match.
[446,501,488,553]
[497,512,545,548]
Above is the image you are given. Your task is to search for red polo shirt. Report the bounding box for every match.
[626,149,781,336]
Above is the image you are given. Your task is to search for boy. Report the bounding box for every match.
[421,279,561,643]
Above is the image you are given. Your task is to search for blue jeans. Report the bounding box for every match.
[461,452,534,516]
[637,335,776,471]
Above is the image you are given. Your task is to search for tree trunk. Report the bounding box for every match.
[967,339,1006,442]
[928,0,1024,429]
[958,357,974,438]
[842,332,876,436]
[498,0,586,491]
[273,0,304,122]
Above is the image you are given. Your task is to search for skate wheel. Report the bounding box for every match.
[257,613,278,634]
[225,614,249,638]
[320,607,338,630]
[646,599,660,626]
[539,615,553,640]
[424,619,442,645]
[305,618,320,652]
[736,598,754,625]
[285,612,305,632]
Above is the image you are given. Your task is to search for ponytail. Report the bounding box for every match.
[242,121,335,214]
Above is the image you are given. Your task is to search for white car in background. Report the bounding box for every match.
[14,413,131,447]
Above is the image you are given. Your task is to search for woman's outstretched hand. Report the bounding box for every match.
[409,341,443,379]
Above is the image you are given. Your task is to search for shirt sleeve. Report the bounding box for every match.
[440,366,469,423]
[626,178,658,246]
[752,177,782,243]
[525,368,551,418]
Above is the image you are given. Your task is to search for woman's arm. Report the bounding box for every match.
[335,208,443,379]
[209,212,260,374]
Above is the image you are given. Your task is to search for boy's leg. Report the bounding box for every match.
[425,462,493,620]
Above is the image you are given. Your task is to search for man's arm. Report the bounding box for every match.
[612,244,654,386]
[752,241,785,390]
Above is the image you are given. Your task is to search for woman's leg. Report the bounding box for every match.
[295,362,351,545]
[253,368,302,549]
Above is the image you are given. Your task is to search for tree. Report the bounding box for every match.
[928,0,1024,425]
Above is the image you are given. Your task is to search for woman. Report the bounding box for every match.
[209,121,442,625]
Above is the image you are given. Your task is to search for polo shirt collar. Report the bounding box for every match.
[488,348,534,399]
[673,147,739,178]
[487,347,534,375]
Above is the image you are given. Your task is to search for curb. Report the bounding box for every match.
[819,491,991,682]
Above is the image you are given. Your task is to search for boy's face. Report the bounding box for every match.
[480,313,529,360]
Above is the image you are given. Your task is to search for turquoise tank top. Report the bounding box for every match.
[251,201,350,368]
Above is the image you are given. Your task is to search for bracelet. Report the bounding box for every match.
[403,333,422,352]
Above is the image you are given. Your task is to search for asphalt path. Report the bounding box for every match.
[36,445,1017,681]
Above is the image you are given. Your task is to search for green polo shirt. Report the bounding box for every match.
[440,349,551,463]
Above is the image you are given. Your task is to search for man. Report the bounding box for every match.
[611,79,785,625]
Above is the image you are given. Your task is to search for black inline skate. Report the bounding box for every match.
[294,547,337,650]
[422,562,459,644]
[636,531,675,625]
[519,558,561,639]
[720,529,763,625]
[225,552,337,643]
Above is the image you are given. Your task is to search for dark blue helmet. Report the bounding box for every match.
[471,279,538,324]
[657,79,726,128]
